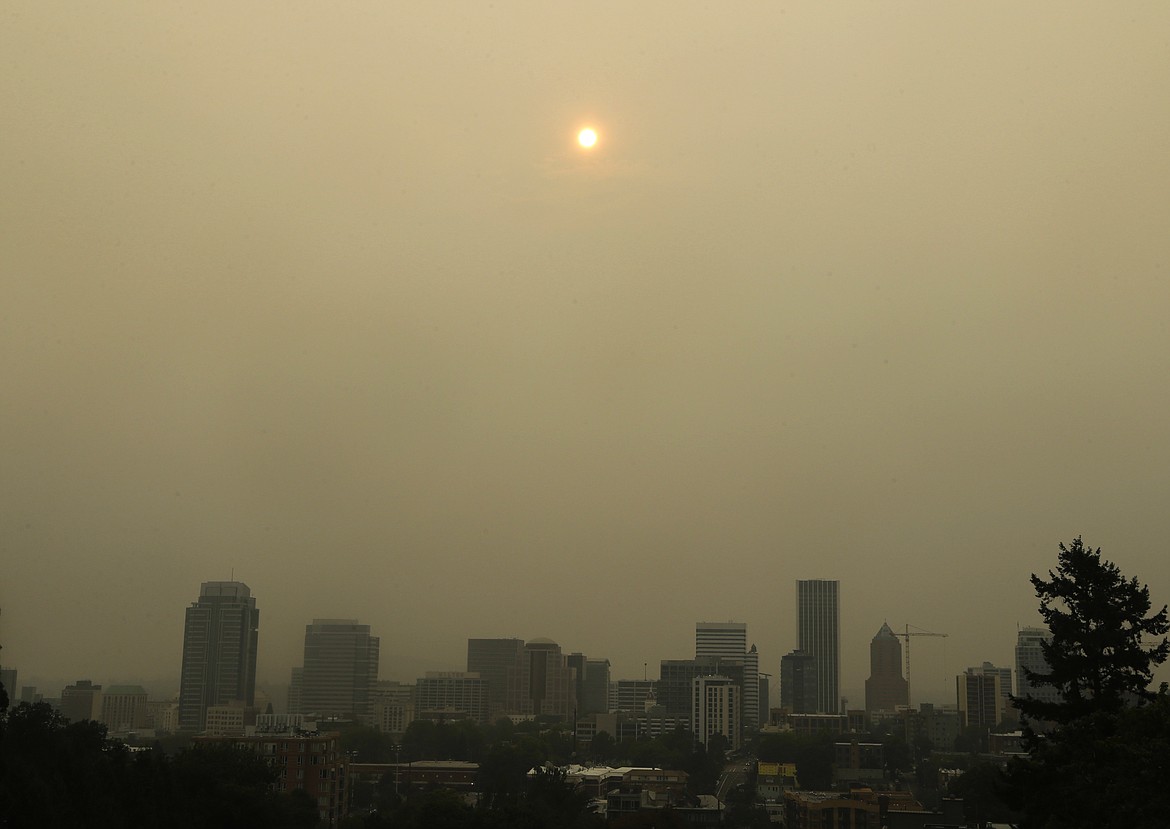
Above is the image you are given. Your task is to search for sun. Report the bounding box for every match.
[577,127,598,149]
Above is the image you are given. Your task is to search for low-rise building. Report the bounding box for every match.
[349,760,479,794]
[784,787,925,829]
[100,686,149,733]
[756,762,798,801]
[195,730,349,826]
[833,740,885,786]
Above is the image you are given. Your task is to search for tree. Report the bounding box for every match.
[1006,537,1170,828]
[1015,537,1169,726]
[589,730,615,763]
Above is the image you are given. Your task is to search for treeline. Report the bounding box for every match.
[0,700,318,829]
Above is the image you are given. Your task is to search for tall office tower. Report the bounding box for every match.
[864,623,908,713]
[797,579,840,713]
[0,668,16,700]
[583,658,611,715]
[61,680,103,723]
[504,638,577,720]
[780,649,819,714]
[298,619,380,723]
[968,662,1013,722]
[179,581,259,732]
[288,667,304,715]
[415,672,489,724]
[467,638,525,721]
[660,657,742,715]
[745,645,761,729]
[695,622,758,729]
[1015,627,1059,708]
[692,675,741,751]
[957,668,1002,728]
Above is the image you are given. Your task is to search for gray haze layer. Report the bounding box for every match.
[3,3,1169,707]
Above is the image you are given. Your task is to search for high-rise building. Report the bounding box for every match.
[61,680,103,723]
[610,678,658,713]
[467,638,525,721]
[0,668,17,701]
[745,645,761,729]
[864,623,908,713]
[504,638,577,721]
[692,675,741,751]
[695,621,747,662]
[957,669,1001,728]
[797,579,840,713]
[583,658,611,715]
[1015,626,1059,709]
[179,581,259,732]
[780,650,818,714]
[660,657,744,717]
[695,621,759,729]
[415,672,489,724]
[967,662,1013,723]
[297,619,380,723]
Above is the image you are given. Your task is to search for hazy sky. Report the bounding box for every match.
[4,3,1170,708]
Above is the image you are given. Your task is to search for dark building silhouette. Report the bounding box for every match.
[467,637,525,721]
[797,579,840,713]
[178,581,259,732]
[864,622,908,713]
[297,619,380,723]
[780,649,818,714]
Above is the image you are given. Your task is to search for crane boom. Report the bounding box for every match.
[895,624,948,706]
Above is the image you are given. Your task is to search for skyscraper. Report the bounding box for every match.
[504,638,577,720]
[797,579,840,713]
[1015,627,1058,703]
[179,581,259,732]
[467,637,525,721]
[779,649,818,714]
[583,658,611,715]
[692,674,741,751]
[957,668,1002,728]
[864,623,908,713]
[298,619,380,723]
[695,621,759,729]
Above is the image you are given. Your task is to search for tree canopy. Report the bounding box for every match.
[1016,536,1169,725]
[1007,537,1170,829]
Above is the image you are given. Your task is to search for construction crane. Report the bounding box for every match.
[895,624,948,706]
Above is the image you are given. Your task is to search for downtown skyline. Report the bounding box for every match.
[6,574,1071,713]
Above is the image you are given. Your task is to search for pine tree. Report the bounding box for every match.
[1015,537,1169,726]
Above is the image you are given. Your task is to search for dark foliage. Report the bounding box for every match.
[1015,537,1170,726]
[1006,537,1170,828]
[0,701,317,828]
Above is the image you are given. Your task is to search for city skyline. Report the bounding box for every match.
[4,3,1170,711]
[5,577,1057,714]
